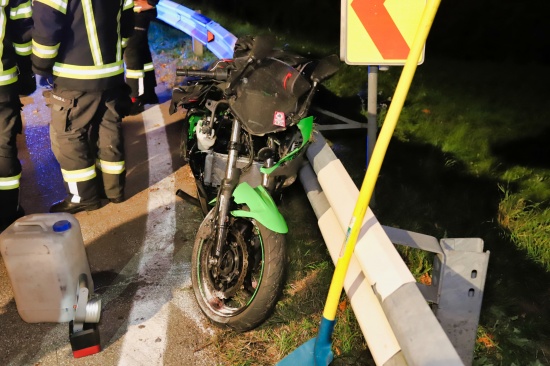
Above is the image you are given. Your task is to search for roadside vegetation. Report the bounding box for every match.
[155,1,550,365]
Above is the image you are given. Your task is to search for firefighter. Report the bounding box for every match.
[124,0,159,115]
[31,0,134,214]
[0,0,34,231]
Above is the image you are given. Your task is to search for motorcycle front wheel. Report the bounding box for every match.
[191,207,286,332]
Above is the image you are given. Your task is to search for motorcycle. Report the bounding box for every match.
[169,35,340,331]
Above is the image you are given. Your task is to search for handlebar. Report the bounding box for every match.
[176,68,229,81]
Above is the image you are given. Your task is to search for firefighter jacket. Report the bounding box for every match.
[0,0,33,94]
[31,0,135,92]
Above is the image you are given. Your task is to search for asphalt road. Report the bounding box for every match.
[0,86,222,365]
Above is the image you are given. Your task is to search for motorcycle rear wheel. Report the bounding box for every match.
[191,207,286,332]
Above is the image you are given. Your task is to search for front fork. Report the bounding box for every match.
[261,138,276,192]
[213,119,242,259]
[211,121,282,267]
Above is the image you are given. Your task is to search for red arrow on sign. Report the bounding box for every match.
[351,0,410,60]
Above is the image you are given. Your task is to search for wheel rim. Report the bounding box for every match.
[196,218,265,317]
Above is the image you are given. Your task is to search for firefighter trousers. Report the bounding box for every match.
[0,90,23,219]
[46,85,131,203]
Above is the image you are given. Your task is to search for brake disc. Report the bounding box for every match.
[211,229,249,299]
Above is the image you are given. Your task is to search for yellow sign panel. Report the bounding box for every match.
[342,0,426,65]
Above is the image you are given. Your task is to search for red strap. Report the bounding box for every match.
[73,345,101,358]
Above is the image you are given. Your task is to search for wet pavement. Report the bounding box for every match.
[0,85,223,365]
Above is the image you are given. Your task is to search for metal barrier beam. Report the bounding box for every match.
[156,0,237,59]
[299,164,406,366]
[300,130,470,365]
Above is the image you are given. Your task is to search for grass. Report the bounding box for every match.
[498,189,550,271]
[375,59,550,271]
[155,2,550,365]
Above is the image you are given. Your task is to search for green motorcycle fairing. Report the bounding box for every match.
[260,115,314,175]
[231,182,288,234]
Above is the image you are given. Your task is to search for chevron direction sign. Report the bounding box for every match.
[341,0,426,65]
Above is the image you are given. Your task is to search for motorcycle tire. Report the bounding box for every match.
[191,206,286,332]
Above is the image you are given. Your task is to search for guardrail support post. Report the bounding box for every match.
[382,226,490,365]
[433,238,490,365]
[192,10,204,56]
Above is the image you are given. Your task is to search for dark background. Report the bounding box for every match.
[187,0,550,64]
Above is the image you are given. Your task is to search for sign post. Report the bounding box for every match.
[366,65,378,206]
[341,0,426,205]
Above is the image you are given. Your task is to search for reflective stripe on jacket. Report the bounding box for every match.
[0,0,32,91]
[31,0,134,91]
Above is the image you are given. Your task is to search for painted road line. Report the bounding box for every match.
[118,106,176,365]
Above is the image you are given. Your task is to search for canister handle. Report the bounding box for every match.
[13,222,48,231]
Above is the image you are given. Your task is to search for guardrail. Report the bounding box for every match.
[156,0,237,59]
[299,130,489,365]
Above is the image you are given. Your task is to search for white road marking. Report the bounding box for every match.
[118,106,176,365]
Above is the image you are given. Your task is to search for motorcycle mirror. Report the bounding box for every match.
[249,35,276,61]
[311,54,340,83]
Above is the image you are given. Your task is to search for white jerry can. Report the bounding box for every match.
[0,213,95,323]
